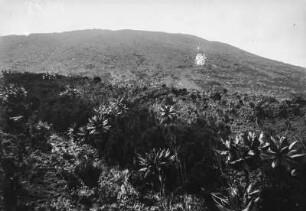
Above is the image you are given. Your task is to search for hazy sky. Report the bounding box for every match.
[0,0,305,67]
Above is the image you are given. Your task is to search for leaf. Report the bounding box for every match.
[138,167,147,172]
[225,140,231,149]
[289,153,306,159]
[144,171,150,178]
[234,136,240,145]
[260,142,270,150]
[164,150,170,157]
[248,150,255,156]
[220,150,228,156]
[246,183,253,194]
[279,137,287,147]
[288,141,298,150]
[280,146,289,154]
[287,149,298,156]
[270,136,278,146]
[229,158,243,165]
[242,200,254,211]
[259,132,265,144]
[9,115,23,121]
[291,169,297,176]
[267,148,277,155]
[249,190,260,196]
[254,196,260,203]
[271,160,279,168]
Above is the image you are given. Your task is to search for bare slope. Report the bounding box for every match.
[1,29,305,96]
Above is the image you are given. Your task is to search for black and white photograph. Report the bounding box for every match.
[0,0,306,210]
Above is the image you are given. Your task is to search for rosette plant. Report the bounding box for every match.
[86,106,111,136]
[212,182,260,211]
[216,132,261,170]
[260,136,305,175]
[113,97,128,115]
[138,148,176,195]
[87,115,110,135]
[159,104,176,124]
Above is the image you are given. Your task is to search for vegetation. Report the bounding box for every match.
[1,30,306,98]
[1,71,306,210]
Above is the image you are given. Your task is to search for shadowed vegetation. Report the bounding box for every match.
[0,72,306,210]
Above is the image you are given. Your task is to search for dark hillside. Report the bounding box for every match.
[1,72,306,210]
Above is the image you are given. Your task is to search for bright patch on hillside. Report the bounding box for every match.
[195,53,207,66]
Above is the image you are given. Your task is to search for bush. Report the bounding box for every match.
[1,72,306,210]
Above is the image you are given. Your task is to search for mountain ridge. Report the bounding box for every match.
[1,29,305,68]
[1,29,305,97]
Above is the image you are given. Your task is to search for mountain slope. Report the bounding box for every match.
[1,29,306,97]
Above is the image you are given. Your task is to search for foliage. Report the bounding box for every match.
[212,182,260,211]
[260,136,305,173]
[138,148,177,195]
[159,104,177,124]
[1,72,306,210]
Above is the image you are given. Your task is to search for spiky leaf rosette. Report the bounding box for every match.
[260,136,305,174]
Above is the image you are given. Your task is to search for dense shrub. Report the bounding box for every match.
[1,72,306,210]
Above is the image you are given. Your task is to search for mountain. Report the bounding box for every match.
[1,29,306,97]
